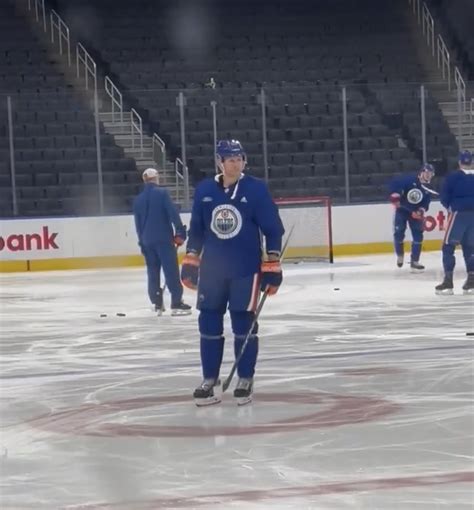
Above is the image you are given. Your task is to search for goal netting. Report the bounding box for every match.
[275,196,333,263]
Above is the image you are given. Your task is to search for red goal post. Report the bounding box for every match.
[275,196,334,263]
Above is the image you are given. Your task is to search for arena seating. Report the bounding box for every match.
[0,0,139,218]
[1,0,464,217]
[55,0,459,201]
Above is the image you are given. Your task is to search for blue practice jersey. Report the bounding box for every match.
[388,173,432,213]
[133,183,184,245]
[187,173,285,278]
[440,169,474,212]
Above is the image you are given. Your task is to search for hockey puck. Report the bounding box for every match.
[466,332,474,336]
[116,313,126,317]
[333,287,340,291]
[100,314,107,318]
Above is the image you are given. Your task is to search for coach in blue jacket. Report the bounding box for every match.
[133,168,191,315]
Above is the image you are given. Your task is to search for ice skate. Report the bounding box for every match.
[396,255,404,268]
[435,273,454,295]
[233,377,254,406]
[462,272,474,295]
[193,378,221,406]
[171,301,192,316]
[410,261,425,273]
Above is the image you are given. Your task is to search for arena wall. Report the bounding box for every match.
[0,202,446,272]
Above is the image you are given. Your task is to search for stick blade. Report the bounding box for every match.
[222,377,232,393]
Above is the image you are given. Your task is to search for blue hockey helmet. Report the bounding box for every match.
[419,163,435,175]
[215,139,246,162]
[459,150,473,166]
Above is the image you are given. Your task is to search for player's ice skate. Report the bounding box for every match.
[193,378,221,406]
[435,274,454,295]
[396,255,404,268]
[462,273,474,295]
[233,377,253,406]
[171,301,192,316]
[410,261,425,273]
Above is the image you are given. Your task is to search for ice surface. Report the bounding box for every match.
[0,252,473,509]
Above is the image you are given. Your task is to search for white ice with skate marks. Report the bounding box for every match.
[0,252,473,509]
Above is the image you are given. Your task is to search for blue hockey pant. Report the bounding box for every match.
[442,211,474,273]
[142,242,183,306]
[197,272,260,380]
[393,208,424,261]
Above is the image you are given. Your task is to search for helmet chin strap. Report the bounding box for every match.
[215,164,245,200]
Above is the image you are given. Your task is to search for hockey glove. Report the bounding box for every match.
[260,260,283,295]
[174,236,185,247]
[411,208,425,220]
[181,252,200,290]
[390,193,401,208]
[174,225,187,247]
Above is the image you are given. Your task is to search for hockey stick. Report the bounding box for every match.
[421,184,439,196]
[222,224,295,393]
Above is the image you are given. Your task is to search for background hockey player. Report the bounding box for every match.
[133,168,191,315]
[388,163,435,271]
[435,150,474,295]
[181,140,285,406]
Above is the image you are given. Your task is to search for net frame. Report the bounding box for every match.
[275,195,334,264]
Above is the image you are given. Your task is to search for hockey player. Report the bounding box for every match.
[133,168,191,315]
[181,140,285,406]
[388,163,435,271]
[435,150,474,295]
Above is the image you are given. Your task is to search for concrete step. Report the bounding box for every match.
[134,159,157,166]
[101,118,131,125]
[115,139,153,149]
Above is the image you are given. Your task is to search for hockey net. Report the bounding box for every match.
[275,196,333,263]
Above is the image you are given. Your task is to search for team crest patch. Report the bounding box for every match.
[407,188,423,204]
[211,204,243,239]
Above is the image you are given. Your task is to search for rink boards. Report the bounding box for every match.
[0,202,446,272]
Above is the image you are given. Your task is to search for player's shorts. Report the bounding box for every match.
[197,272,260,313]
[443,211,474,245]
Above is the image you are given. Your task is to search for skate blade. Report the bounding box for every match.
[410,268,424,273]
[156,310,163,317]
[194,396,221,407]
[463,289,474,295]
[235,395,253,406]
[171,309,192,316]
[435,289,454,295]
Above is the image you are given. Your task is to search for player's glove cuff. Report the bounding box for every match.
[411,208,425,220]
[260,260,283,295]
[390,193,401,208]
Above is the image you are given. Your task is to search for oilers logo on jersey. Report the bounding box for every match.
[211,204,243,239]
[407,188,423,204]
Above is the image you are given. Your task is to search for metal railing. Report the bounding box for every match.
[454,66,466,112]
[131,108,144,157]
[436,34,451,90]
[470,98,474,137]
[174,158,186,207]
[28,0,46,32]
[152,133,166,171]
[50,10,71,66]
[409,0,422,25]
[422,2,435,56]
[76,42,97,92]
[105,76,123,123]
